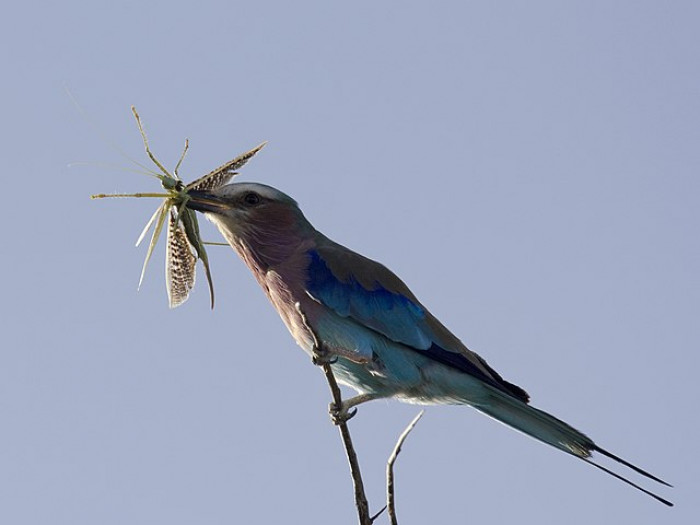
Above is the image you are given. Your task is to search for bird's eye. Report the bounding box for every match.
[243,192,261,206]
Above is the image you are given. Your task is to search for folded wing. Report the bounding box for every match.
[306,242,529,403]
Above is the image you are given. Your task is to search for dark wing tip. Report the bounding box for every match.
[422,343,530,403]
[502,379,530,404]
[473,353,530,403]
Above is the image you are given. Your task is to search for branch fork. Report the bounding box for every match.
[295,303,423,525]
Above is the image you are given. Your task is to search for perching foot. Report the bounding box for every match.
[329,401,358,425]
[327,393,383,425]
[311,347,338,366]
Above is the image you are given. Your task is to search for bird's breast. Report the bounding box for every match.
[259,260,317,354]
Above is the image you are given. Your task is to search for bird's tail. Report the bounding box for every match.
[474,388,673,506]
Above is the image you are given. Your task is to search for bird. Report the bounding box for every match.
[185,181,672,506]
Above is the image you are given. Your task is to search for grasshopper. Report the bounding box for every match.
[92,106,266,308]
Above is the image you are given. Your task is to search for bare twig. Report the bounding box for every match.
[295,303,372,525]
[370,505,388,523]
[387,411,424,525]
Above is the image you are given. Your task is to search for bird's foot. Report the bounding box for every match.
[327,394,381,425]
[329,401,358,425]
[311,346,338,366]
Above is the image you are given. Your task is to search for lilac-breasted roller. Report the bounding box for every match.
[186,182,671,506]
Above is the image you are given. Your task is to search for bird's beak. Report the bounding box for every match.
[186,190,230,215]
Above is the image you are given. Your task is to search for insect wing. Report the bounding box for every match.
[165,207,197,308]
[95,106,267,307]
[186,141,267,191]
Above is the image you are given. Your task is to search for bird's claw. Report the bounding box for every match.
[312,348,338,366]
[329,402,357,425]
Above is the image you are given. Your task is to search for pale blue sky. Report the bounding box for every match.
[1,2,697,524]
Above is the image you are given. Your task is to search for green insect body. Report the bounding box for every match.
[92,106,266,308]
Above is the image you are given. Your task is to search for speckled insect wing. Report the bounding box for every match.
[186,142,267,191]
[165,207,197,308]
[163,141,267,308]
[92,105,267,309]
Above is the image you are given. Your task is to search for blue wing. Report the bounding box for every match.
[305,245,529,402]
[306,250,432,347]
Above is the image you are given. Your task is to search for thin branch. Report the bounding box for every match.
[370,505,388,523]
[387,411,424,525]
[295,303,372,525]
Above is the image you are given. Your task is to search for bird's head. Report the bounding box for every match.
[187,182,314,267]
